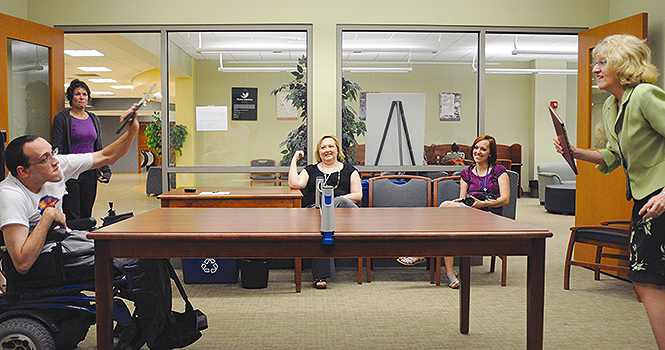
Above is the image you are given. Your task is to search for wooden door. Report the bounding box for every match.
[576,13,648,227]
[574,14,648,276]
[0,12,64,144]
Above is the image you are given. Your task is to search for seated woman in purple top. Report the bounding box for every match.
[51,79,111,220]
[399,135,510,289]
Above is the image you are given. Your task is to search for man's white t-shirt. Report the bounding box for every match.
[0,153,92,230]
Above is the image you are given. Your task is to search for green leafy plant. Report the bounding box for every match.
[144,111,188,164]
[271,56,366,165]
[341,77,366,164]
[271,56,308,166]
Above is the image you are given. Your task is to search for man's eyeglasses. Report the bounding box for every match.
[28,148,58,166]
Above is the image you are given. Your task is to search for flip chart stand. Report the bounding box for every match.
[373,100,416,166]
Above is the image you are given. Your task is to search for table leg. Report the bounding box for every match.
[295,258,302,293]
[527,238,546,350]
[459,256,470,334]
[357,258,363,284]
[94,240,113,350]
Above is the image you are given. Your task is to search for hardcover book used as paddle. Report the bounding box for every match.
[115,83,156,134]
[549,106,578,175]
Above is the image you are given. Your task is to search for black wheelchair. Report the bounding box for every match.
[0,206,207,350]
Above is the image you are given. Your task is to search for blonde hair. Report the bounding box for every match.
[314,135,345,163]
[592,34,659,86]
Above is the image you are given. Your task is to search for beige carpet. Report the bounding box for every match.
[75,173,655,349]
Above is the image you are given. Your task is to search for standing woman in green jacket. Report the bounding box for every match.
[555,34,665,349]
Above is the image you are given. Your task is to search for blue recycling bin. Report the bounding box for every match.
[182,258,238,284]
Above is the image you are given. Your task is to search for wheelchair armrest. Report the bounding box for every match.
[46,226,69,242]
[66,217,97,231]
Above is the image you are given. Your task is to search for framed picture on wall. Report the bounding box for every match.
[439,92,461,121]
[276,91,298,120]
[232,87,258,121]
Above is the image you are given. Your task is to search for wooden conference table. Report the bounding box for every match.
[158,186,305,291]
[158,186,302,209]
[90,206,551,350]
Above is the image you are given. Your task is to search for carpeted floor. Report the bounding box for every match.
[75,172,656,349]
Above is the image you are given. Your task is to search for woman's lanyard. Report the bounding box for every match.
[476,165,491,195]
[322,161,340,188]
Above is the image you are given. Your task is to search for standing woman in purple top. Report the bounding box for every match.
[51,79,112,220]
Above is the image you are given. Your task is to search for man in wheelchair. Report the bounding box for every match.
[0,106,205,349]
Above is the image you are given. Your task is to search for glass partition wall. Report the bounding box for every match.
[339,26,581,190]
[167,29,309,187]
[340,29,479,168]
[61,25,580,192]
[61,26,311,191]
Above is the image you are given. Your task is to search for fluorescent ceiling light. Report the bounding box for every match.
[218,67,296,72]
[343,67,412,73]
[89,78,117,83]
[91,91,114,96]
[78,66,111,72]
[484,68,577,75]
[110,85,134,89]
[342,47,437,54]
[65,49,104,57]
[511,49,577,55]
[196,46,305,54]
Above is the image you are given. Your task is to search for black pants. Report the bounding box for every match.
[63,169,98,220]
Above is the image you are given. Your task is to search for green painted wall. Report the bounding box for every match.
[0,0,27,19]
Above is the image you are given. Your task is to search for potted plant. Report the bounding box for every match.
[144,110,188,165]
[272,56,365,165]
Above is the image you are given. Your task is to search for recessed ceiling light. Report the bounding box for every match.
[110,85,134,89]
[78,66,111,72]
[89,78,117,83]
[65,49,104,57]
[91,91,115,96]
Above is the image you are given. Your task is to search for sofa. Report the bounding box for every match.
[537,161,576,205]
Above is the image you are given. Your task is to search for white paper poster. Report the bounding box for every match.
[196,106,228,131]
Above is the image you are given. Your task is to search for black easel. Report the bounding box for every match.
[373,100,416,166]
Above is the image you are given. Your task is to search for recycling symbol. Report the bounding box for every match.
[200,258,219,274]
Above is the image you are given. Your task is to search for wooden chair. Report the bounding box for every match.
[250,159,278,186]
[362,175,432,284]
[564,221,631,290]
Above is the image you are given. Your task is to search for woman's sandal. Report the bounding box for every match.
[447,272,460,289]
[313,278,327,289]
[397,257,427,266]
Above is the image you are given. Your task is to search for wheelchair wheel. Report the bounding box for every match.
[0,317,55,350]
